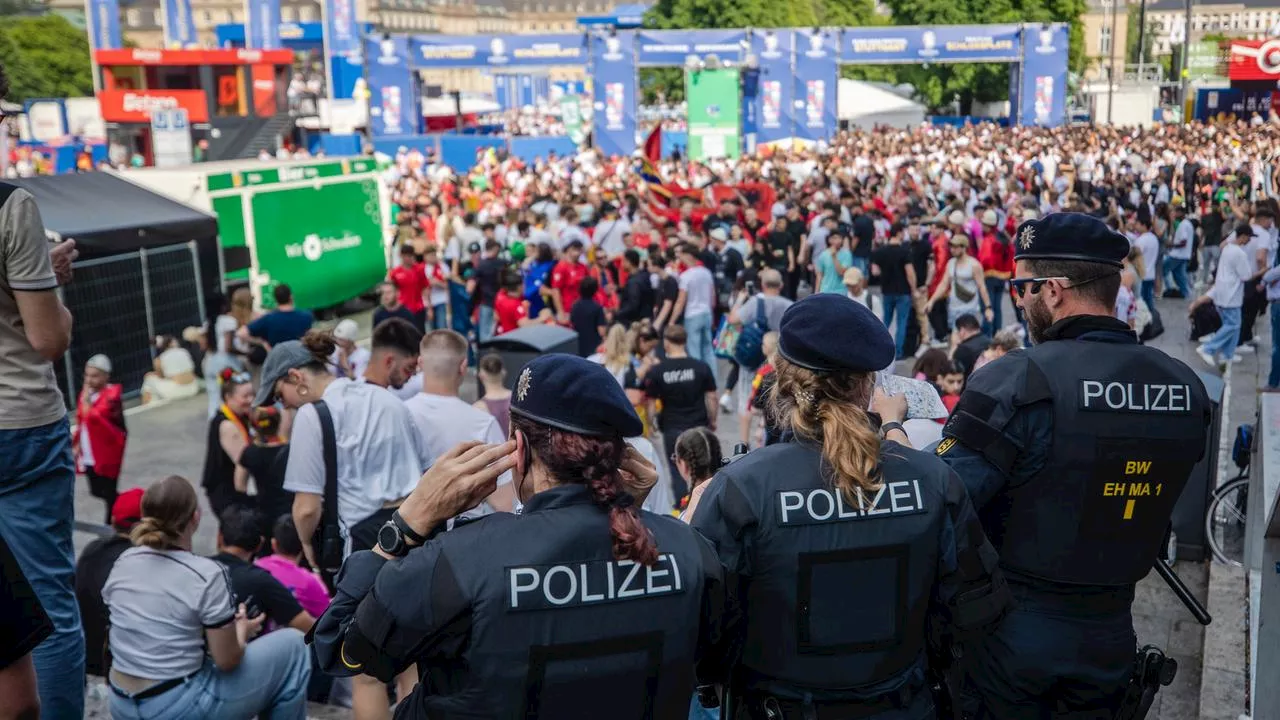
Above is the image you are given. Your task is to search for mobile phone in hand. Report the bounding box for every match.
[243,595,263,620]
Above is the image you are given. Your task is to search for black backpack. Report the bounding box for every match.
[733,296,769,370]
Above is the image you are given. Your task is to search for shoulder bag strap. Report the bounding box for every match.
[312,400,340,531]
[755,295,768,330]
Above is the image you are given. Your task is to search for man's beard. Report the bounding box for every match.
[1023,295,1055,345]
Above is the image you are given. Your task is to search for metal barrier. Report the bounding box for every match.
[1247,393,1280,718]
[58,242,207,406]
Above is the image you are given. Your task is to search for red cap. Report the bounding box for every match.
[111,488,145,530]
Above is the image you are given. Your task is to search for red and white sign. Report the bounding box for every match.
[95,48,292,67]
[1229,39,1280,80]
[97,89,209,123]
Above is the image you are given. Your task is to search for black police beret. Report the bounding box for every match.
[1013,212,1129,268]
[509,354,643,437]
[777,294,896,373]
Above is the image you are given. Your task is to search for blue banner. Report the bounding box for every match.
[162,0,196,47]
[519,75,534,107]
[324,0,360,59]
[591,31,636,158]
[410,34,587,68]
[635,29,748,67]
[1017,24,1068,127]
[841,24,1021,64]
[366,35,417,137]
[752,29,794,143]
[793,29,837,141]
[246,0,281,50]
[494,74,514,110]
[87,0,121,50]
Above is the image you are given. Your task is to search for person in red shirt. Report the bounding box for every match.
[975,209,1014,334]
[493,273,531,335]
[74,354,127,524]
[548,240,588,323]
[387,244,429,331]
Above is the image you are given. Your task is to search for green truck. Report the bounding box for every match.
[113,157,392,311]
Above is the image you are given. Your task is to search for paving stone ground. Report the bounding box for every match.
[80,294,1264,718]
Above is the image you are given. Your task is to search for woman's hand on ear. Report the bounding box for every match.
[618,446,659,507]
[399,440,518,537]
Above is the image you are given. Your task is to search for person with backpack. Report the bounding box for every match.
[726,268,793,444]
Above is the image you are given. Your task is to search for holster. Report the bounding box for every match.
[1113,645,1178,720]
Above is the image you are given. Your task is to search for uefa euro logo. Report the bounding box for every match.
[764,33,779,54]
[378,37,398,65]
[1037,28,1056,54]
[919,30,939,57]
[808,32,824,56]
[490,38,507,60]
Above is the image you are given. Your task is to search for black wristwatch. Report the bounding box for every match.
[880,421,906,440]
[376,510,430,558]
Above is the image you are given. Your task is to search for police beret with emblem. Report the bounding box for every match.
[1013,212,1129,268]
[510,354,643,437]
[777,294,896,373]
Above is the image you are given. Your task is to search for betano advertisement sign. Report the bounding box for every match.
[97,89,209,123]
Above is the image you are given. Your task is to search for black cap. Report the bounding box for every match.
[510,354,643,437]
[1013,212,1129,268]
[777,294,896,373]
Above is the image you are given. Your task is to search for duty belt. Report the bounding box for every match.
[742,681,920,720]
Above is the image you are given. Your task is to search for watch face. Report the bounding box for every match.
[377,521,402,554]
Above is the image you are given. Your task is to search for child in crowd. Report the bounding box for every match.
[570,276,609,358]
[473,353,512,439]
[236,407,291,548]
[749,332,782,448]
[912,348,951,385]
[973,330,1023,372]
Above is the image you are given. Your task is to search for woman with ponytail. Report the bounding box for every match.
[691,294,1010,720]
[102,476,311,719]
[310,354,731,719]
[201,368,255,518]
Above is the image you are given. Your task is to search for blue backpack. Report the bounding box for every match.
[733,296,769,370]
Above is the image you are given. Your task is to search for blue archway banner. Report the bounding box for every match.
[410,34,587,68]
[1017,24,1069,126]
[753,29,795,144]
[592,32,638,158]
[635,30,748,67]
[794,29,838,142]
[840,25,1022,64]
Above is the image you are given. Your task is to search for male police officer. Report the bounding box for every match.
[310,354,730,719]
[936,213,1212,718]
[692,294,1010,719]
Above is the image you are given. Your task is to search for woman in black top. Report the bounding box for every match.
[201,369,255,518]
[237,407,291,547]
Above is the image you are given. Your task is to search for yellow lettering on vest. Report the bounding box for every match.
[1124,461,1152,475]
[1123,499,1136,520]
[1128,482,1151,497]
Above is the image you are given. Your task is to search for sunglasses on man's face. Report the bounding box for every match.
[1008,276,1069,300]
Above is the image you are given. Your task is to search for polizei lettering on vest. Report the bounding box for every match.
[1080,381,1191,413]
[506,553,685,611]
[777,481,926,525]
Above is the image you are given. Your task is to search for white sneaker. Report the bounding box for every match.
[719,391,733,413]
[1235,344,1255,354]
[1198,334,1215,343]
[1196,348,1217,367]
[1228,355,1244,364]
[1248,336,1261,346]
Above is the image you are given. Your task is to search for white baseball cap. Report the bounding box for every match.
[86,354,112,374]
[333,319,360,342]
[947,210,966,226]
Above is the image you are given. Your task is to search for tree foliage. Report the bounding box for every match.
[0,15,94,103]
[646,0,1089,111]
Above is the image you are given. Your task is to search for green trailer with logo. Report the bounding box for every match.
[113,157,392,311]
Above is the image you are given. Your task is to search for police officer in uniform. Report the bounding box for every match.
[935,213,1212,718]
[692,293,1011,720]
[310,354,730,719]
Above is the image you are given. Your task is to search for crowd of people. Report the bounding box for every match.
[2,114,1279,720]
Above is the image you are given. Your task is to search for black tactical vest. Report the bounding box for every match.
[999,340,1210,586]
[710,441,955,699]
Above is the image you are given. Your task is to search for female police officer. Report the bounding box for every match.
[691,293,1011,720]
[310,353,730,719]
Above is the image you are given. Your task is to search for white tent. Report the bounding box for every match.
[837,79,926,128]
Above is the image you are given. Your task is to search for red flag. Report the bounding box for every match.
[643,125,661,165]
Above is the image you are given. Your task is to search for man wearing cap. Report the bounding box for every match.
[328,319,370,380]
[934,212,1211,718]
[311,354,729,718]
[692,294,1009,719]
[74,354,127,524]
[977,209,1014,335]
[75,487,144,678]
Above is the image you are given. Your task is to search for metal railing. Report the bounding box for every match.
[58,242,206,406]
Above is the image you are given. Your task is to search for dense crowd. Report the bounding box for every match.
[3,117,1280,720]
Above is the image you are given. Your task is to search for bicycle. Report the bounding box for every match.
[1205,424,1253,568]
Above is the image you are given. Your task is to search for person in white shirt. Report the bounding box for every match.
[327,319,370,380]
[672,242,719,386]
[403,329,517,519]
[592,204,631,259]
[1162,205,1194,298]
[1192,224,1254,367]
[842,267,884,318]
[1130,216,1160,311]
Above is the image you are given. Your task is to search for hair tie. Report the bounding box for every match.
[612,493,635,510]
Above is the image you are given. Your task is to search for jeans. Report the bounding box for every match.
[1140,280,1156,312]
[0,417,84,719]
[1269,302,1280,388]
[477,304,495,343]
[882,294,912,359]
[1163,257,1191,297]
[109,629,311,720]
[983,277,1007,334]
[430,303,448,330]
[1202,305,1242,362]
[1199,245,1221,286]
[684,312,718,387]
[850,256,869,276]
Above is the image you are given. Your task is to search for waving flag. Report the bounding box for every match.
[636,125,670,200]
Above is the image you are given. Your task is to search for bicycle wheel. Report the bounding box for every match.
[1205,475,1249,567]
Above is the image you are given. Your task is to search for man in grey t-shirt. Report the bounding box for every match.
[731,268,794,336]
[0,166,83,716]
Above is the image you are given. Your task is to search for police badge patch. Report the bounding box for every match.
[516,367,532,401]
[1018,225,1035,250]
[936,437,956,456]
